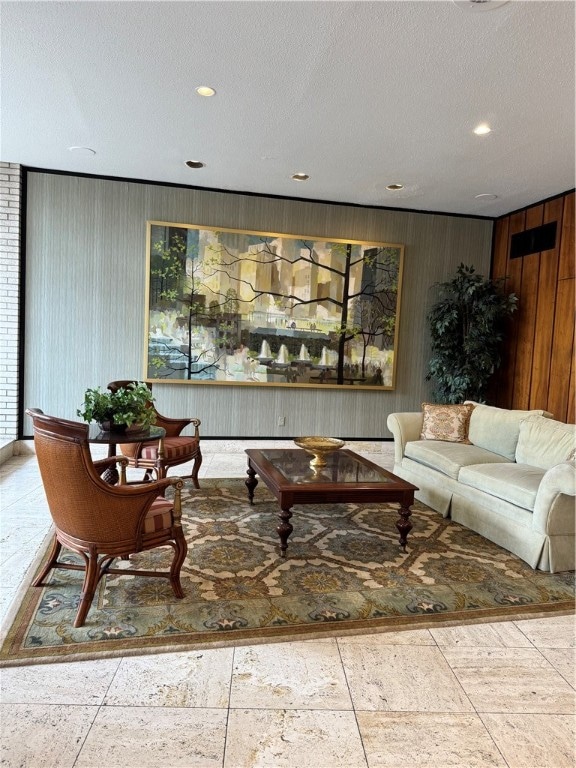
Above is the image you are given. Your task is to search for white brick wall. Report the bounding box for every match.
[0,162,21,439]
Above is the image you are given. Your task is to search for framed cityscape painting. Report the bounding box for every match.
[144,221,404,389]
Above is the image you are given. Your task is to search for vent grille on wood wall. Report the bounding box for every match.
[510,221,557,259]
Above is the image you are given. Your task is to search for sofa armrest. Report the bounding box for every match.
[387,412,424,464]
[532,461,576,535]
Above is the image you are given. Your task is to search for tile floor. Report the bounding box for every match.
[0,439,574,768]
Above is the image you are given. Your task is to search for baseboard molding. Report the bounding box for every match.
[0,440,15,465]
[0,439,35,465]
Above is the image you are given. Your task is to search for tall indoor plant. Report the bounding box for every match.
[426,263,517,404]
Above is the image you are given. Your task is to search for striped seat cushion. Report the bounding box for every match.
[143,497,173,533]
[140,437,199,462]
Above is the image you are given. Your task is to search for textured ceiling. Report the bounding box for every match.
[1,0,574,217]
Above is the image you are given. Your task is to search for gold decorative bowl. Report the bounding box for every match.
[294,436,345,467]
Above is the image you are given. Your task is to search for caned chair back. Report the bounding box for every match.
[27,409,156,546]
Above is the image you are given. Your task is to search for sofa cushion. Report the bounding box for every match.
[458,463,545,512]
[464,402,553,461]
[515,416,576,470]
[405,440,511,480]
[420,402,474,443]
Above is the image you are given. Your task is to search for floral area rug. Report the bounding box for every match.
[1,479,574,665]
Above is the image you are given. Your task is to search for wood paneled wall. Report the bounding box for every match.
[491,191,575,423]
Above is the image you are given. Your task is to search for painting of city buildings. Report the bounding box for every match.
[145,221,404,389]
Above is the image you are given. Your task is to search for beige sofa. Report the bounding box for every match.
[387,404,576,572]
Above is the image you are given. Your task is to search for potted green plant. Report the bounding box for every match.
[77,382,156,431]
[426,263,517,404]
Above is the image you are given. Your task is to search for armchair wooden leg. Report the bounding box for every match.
[74,551,99,628]
[191,450,202,489]
[169,535,188,599]
[33,535,61,586]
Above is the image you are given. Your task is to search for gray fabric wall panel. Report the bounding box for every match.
[24,172,492,438]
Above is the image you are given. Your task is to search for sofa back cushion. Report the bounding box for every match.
[465,402,553,461]
[515,415,576,470]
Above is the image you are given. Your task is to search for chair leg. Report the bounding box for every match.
[74,551,99,628]
[191,450,202,489]
[169,534,188,599]
[32,535,62,586]
[153,460,169,496]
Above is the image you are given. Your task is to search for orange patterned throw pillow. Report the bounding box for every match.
[420,402,474,443]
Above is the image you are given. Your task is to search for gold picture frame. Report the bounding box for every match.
[144,221,404,389]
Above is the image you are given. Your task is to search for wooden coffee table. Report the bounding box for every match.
[245,448,418,557]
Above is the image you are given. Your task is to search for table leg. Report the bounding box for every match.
[101,444,119,486]
[396,503,413,552]
[278,507,293,557]
[102,445,124,558]
[245,465,258,504]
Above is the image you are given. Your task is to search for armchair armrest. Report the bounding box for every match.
[99,473,180,498]
[87,473,185,543]
[93,455,128,484]
[533,461,576,535]
[93,455,128,471]
[170,478,184,526]
[154,411,201,438]
[386,412,424,464]
[120,476,184,525]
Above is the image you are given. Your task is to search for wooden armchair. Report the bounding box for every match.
[26,408,188,628]
[107,380,202,488]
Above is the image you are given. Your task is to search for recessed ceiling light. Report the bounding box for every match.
[474,193,498,200]
[386,183,404,191]
[291,173,309,181]
[452,0,510,11]
[68,146,96,156]
[185,160,206,169]
[195,86,216,97]
[473,123,492,136]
